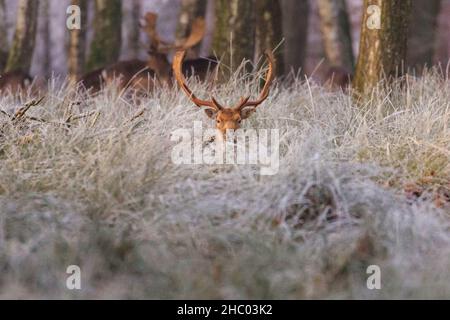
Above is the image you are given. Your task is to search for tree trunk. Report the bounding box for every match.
[68,0,87,82]
[199,0,215,56]
[435,1,450,66]
[353,0,411,96]
[41,0,51,77]
[255,0,284,76]
[128,0,141,58]
[280,0,309,75]
[5,0,40,73]
[317,0,354,71]
[212,0,256,73]
[85,0,122,72]
[0,0,8,72]
[407,0,441,72]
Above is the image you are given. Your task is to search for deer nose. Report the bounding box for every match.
[224,121,239,131]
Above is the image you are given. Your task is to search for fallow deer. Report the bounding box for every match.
[173,50,275,139]
[80,12,217,93]
[124,12,218,91]
[0,70,32,93]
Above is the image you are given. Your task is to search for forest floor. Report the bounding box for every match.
[0,70,449,299]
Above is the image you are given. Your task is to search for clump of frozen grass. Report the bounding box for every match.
[0,66,449,299]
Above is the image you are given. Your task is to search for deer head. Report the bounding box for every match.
[173,50,275,138]
[141,12,206,83]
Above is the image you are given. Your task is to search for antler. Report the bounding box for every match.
[142,12,205,54]
[142,12,171,50]
[234,50,275,111]
[173,50,222,111]
[173,50,275,112]
[177,18,206,50]
[159,17,206,53]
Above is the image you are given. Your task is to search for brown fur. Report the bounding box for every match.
[78,68,105,91]
[0,70,32,93]
[204,105,255,136]
[80,55,218,94]
[102,59,156,90]
[182,56,218,81]
[324,66,353,90]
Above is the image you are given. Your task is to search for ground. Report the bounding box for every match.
[0,69,449,299]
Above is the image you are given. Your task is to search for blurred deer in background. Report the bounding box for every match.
[79,12,217,93]
[78,67,104,92]
[122,12,215,91]
[173,50,275,140]
[324,66,353,90]
[0,70,32,94]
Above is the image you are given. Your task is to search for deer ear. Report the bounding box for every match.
[240,107,255,119]
[204,108,217,119]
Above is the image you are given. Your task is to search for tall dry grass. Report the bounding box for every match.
[0,67,449,299]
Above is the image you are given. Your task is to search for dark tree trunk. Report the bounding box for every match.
[353,0,412,96]
[280,0,309,75]
[212,0,256,72]
[317,0,354,71]
[85,0,122,72]
[5,0,40,73]
[407,0,441,72]
[0,0,8,72]
[255,0,284,76]
[435,1,450,66]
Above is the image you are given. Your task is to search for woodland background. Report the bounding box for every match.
[1,0,449,80]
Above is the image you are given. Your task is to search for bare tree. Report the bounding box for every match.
[212,0,256,72]
[85,0,122,72]
[280,0,309,75]
[68,0,87,82]
[255,0,284,75]
[0,0,8,71]
[407,0,441,72]
[317,0,354,71]
[353,0,411,96]
[5,0,40,73]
